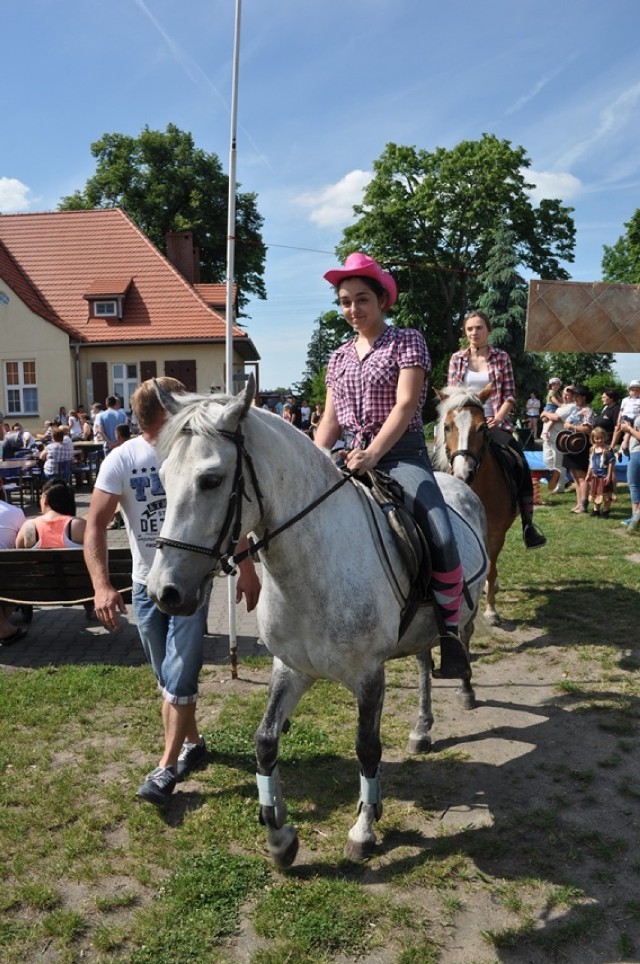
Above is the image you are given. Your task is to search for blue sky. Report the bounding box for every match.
[2,0,640,390]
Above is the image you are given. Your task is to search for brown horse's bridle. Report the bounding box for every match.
[444,401,490,483]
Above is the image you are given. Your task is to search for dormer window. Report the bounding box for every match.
[84,277,132,321]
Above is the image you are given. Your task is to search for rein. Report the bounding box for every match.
[156,424,351,575]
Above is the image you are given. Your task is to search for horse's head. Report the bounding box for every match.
[147,375,260,615]
[433,385,492,484]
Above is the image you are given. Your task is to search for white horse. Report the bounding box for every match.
[147,376,488,867]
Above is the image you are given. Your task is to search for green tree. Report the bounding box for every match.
[542,352,615,387]
[294,310,351,402]
[602,209,640,283]
[337,135,575,366]
[475,225,547,407]
[59,124,266,309]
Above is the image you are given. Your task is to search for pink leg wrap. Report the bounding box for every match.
[431,563,464,628]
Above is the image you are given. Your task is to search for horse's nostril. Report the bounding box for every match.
[160,585,183,611]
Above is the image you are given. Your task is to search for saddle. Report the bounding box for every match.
[487,433,522,513]
[347,469,431,637]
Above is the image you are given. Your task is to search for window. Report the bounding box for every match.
[4,360,38,415]
[112,363,138,412]
[94,301,117,317]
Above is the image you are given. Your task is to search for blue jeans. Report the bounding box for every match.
[627,452,640,504]
[376,431,460,574]
[133,582,206,704]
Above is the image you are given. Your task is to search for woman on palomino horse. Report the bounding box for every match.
[448,310,547,550]
[314,252,468,679]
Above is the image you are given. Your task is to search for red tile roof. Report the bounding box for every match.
[0,239,65,330]
[0,209,258,356]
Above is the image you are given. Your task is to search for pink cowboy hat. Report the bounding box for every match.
[323,252,398,307]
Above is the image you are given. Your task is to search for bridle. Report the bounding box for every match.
[444,401,490,482]
[155,424,351,577]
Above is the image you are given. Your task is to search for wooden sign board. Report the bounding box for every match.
[526,279,640,352]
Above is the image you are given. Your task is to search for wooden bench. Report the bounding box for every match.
[0,547,132,622]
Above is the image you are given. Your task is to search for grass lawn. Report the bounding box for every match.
[1,484,639,962]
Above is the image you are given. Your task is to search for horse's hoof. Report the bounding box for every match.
[344,836,376,862]
[268,824,299,869]
[457,686,476,710]
[407,733,433,755]
[485,612,501,626]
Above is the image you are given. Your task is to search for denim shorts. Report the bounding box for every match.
[133,582,206,704]
[627,452,640,504]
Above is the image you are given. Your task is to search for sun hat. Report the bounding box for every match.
[629,379,640,389]
[323,252,397,307]
[548,377,562,386]
[556,430,588,455]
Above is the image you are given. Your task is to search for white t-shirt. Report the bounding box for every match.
[464,369,493,418]
[0,501,26,548]
[94,436,166,585]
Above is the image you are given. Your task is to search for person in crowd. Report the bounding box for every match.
[274,395,285,417]
[525,391,541,437]
[16,478,86,548]
[67,410,82,439]
[300,399,311,432]
[0,481,27,643]
[309,403,323,438]
[540,385,575,494]
[79,413,94,441]
[585,427,615,518]
[611,380,640,460]
[83,377,261,806]
[447,310,547,549]
[94,396,127,455]
[562,384,596,514]
[593,388,620,443]
[315,251,469,679]
[282,403,293,423]
[2,422,35,457]
[55,406,68,426]
[39,427,73,481]
[622,405,640,530]
[540,377,563,442]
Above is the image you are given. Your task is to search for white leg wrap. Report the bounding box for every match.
[257,768,280,807]
[360,769,381,806]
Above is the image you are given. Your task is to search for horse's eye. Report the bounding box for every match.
[200,474,222,491]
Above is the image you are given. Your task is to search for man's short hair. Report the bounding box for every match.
[131,377,185,431]
[106,396,117,407]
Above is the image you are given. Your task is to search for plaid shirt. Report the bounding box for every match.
[326,326,430,448]
[448,347,516,429]
[42,441,73,477]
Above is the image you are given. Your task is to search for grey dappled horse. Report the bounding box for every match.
[147,377,488,867]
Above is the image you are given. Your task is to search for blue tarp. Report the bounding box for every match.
[525,449,628,483]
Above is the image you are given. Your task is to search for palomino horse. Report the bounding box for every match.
[433,385,517,625]
[147,377,488,867]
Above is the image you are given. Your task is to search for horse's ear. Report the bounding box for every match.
[434,387,446,401]
[220,372,255,431]
[154,379,180,415]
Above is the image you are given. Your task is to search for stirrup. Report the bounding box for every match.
[433,632,470,679]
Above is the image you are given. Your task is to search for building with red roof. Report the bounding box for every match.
[0,208,259,431]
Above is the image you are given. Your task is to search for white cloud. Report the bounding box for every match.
[295,170,372,229]
[0,177,31,213]
[525,169,583,203]
[556,80,640,170]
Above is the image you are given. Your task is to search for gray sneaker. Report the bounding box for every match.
[176,737,207,781]
[137,766,177,805]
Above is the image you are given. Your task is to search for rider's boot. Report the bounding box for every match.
[520,498,547,550]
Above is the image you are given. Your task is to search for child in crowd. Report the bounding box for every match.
[585,427,615,518]
[612,380,640,460]
[540,377,563,441]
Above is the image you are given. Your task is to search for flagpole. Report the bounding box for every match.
[225,0,242,679]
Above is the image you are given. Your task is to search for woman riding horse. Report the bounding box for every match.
[448,310,547,551]
[315,252,469,678]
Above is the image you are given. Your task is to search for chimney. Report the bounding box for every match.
[165,230,200,284]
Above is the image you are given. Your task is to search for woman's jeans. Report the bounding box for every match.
[627,451,640,504]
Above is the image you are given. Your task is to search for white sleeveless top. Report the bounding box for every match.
[464,369,493,418]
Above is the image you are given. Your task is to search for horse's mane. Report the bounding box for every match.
[432,386,486,471]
